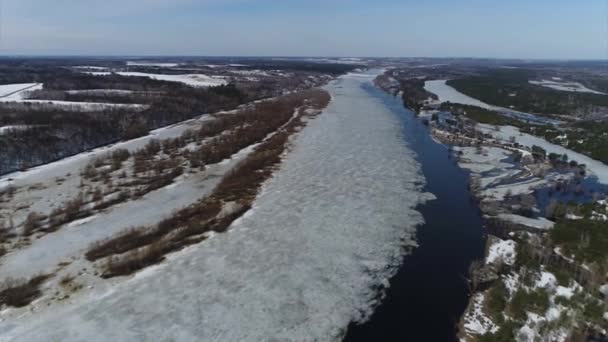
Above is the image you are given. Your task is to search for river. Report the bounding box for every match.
[344,78,486,341]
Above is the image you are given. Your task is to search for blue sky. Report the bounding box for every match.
[0,0,605,59]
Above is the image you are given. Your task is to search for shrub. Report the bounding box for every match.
[509,288,550,321]
[486,281,508,323]
[0,275,49,308]
[22,212,42,236]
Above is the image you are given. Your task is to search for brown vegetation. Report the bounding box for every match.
[0,274,50,308]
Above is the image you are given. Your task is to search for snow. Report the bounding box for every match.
[85,72,227,87]
[65,89,134,95]
[529,79,606,95]
[486,238,516,265]
[463,293,498,335]
[0,99,146,111]
[229,69,271,77]
[497,214,555,230]
[0,125,32,135]
[0,70,433,341]
[425,80,493,109]
[0,171,221,280]
[535,271,557,289]
[0,83,43,100]
[478,124,608,185]
[565,213,583,220]
[555,286,575,299]
[0,83,143,110]
[126,61,180,67]
[0,114,212,191]
[72,66,109,70]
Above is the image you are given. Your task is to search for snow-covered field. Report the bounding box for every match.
[86,71,227,87]
[126,61,180,68]
[0,99,147,111]
[529,79,606,95]
[0,83,43,100]
[65,89,135,95]
[0,114,212,191]
[0,71,432,341]
[0,143,255,281]
[0,83,143,111]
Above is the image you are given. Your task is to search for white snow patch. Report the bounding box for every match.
[463,293,498,335]
[529,79,606,95]
[535,271,557,289]
[555,286,575,299]
[486,239,516,266]
[85,72,227,87]
[497,214,555,230]
[126,62,180,68]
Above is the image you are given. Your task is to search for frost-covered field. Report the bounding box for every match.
[529,79,606,95]
[0,71,432,341]
[86,71,227,87]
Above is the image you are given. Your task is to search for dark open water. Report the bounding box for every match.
[344,83,486,341]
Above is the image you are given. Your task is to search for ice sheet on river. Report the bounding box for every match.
[0,71,432,341]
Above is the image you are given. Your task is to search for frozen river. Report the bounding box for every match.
[0,70,434,341]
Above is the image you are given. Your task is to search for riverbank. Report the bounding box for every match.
[377,69,608,341]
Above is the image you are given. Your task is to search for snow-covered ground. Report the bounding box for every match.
[126,61,180,68]
[65,89,135,95]
[463,293,498,335]
[0,114,212,191]
[0,71,433,341]
[0,144,254,281]
[529,79,606,95]
[0,83,43,100]
[486,238,516,265]
[0,125,32,135]
[425,80,493,109]
[0,83,143,111]
[0,99,147,111]
[85,72,227,87]
[496,214,554,230]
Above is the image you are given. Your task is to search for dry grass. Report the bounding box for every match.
[0,274,50,308]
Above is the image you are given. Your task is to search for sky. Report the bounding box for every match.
[0,0,606,59]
